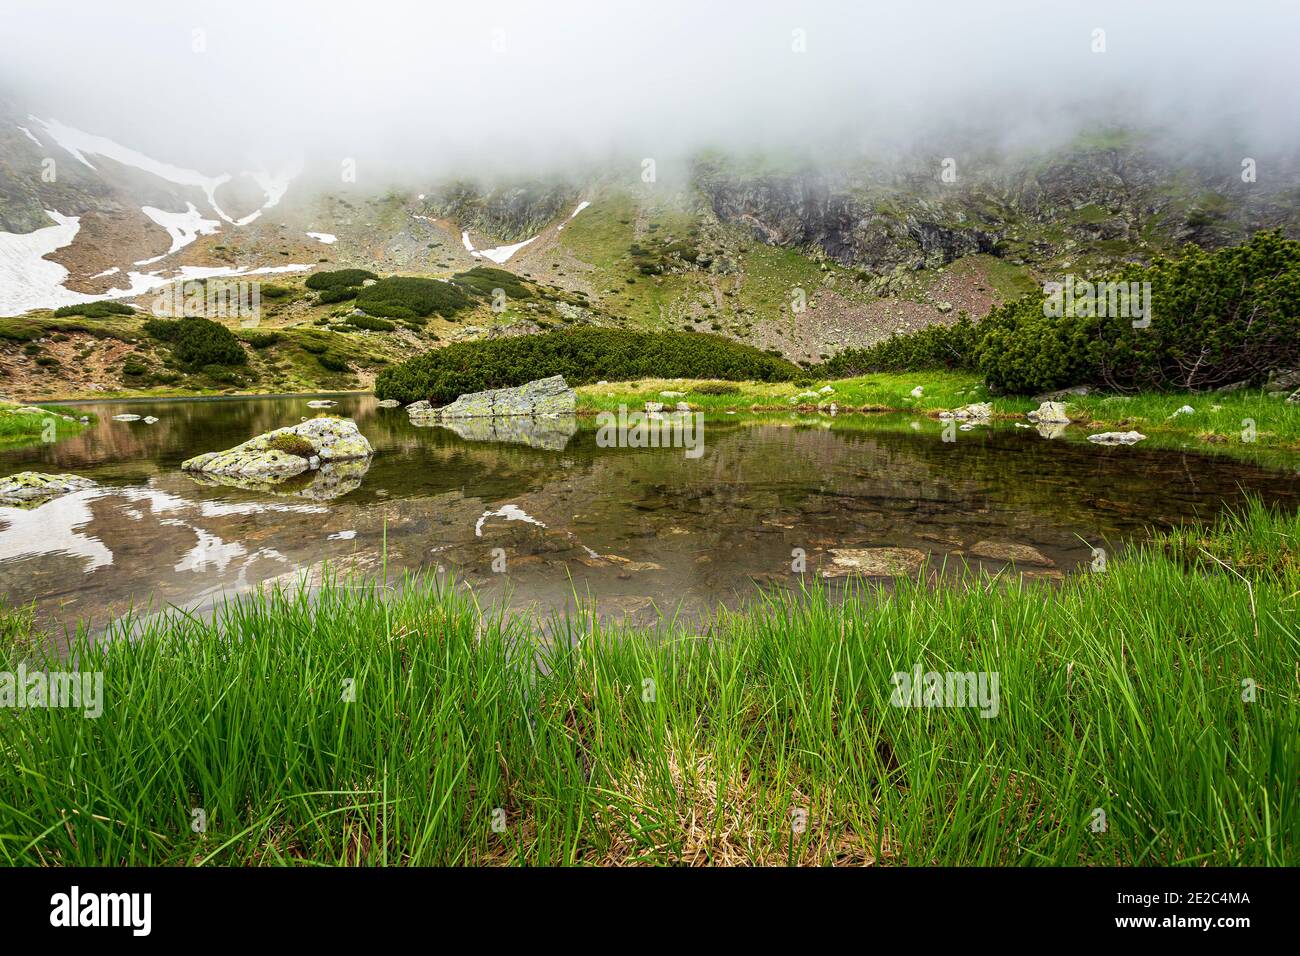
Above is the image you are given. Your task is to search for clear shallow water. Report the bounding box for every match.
[1,393,1297,640]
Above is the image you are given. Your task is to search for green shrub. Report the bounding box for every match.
[35,356,58,368]
[52,301,135,319]
[450,266,532,300]
[304,269,377,291]
[143,317,246,369]
[808,232,1300,396]
[356,277,472,319]
[260,285,292,299]
[238,330,281,349]
[375,329,801,404]
[816,315,981,378]
[317,353,350,373]
[122,358,148,376]
[693,381,741,395]
[317,288,358,304]
[344,315,396,332]
[974,231,1300,393]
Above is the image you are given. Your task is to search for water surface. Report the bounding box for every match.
[1,393,1296,641]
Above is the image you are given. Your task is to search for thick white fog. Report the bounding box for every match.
[1,0,1297,181]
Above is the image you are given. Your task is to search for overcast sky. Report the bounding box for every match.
[2,0,1296,182]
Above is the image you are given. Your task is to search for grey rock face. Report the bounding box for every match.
[414,376,576,421]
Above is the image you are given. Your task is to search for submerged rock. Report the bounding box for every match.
[821,547,927,578]
[112,414,142,422]
[181,417,373,480]
[410,376,576,421]
[1087,430,1147,445]
[0,471,96,507]
[376,399,401,408]
[307,400,337,408]
[969,540,1054,566]
[1027,401,1070,424]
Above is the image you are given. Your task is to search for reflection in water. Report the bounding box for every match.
[414,413,578,450]
[0,392,1296,642]
[184,456,372,500]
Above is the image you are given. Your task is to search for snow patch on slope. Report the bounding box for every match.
[461,230,538,264]
[0,208,312,314]
[135,203,221,265]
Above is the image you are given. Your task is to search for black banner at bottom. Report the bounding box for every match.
[0,866,1286,943]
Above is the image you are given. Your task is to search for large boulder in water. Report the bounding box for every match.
[182,417,373,480]
[0,471,96,507]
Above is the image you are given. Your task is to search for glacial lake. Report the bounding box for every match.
[2,393,1298,645]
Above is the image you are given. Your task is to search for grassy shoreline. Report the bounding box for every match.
[575,373,1300,456]
[1,501,1295,866]
[0,402,91,450]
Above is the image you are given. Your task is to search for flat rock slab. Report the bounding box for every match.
[969,540,1054,566]
[0,471,96,507]
[416,376,575,420]
[822,547,927,578]
[1088,431,1147,445]
[182,417,373,480]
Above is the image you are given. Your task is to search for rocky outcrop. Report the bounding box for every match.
[0,471,96,507]
[409,376,576,421]
[181,417,373,480]
[693,143,1300,273]
[425,180,578,243]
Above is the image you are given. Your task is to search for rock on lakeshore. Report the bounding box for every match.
[409,376,576,421]
[1087,431,1147,446]
[1027,401,1071,424]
